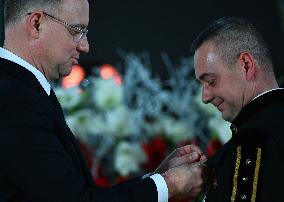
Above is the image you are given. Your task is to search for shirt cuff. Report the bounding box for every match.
[150,173,168,202]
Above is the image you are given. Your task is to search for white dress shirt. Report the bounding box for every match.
[0,47,169,202]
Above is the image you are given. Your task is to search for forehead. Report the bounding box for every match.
[194,41,220,79]
[58,0,89,24]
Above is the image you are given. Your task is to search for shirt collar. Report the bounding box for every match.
[252,88,284,101]
[0,47,51,95]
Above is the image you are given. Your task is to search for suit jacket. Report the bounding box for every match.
[0,58,157,202]
[204,89,284,202]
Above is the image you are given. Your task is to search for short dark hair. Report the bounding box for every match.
[191,16,273,71]
[4,0,62,27]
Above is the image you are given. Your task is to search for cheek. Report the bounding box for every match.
[60,41,75,53]
[52,34,76,54]
[222,87,243,111]
[56,44,76,63]
[214,82,235,103]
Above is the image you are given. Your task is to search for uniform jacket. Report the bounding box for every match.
[0,58,157,202]
[204,89,284,202]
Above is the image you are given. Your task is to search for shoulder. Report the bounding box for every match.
[0,79,49,107]
[0,80,54,128]
[236,128,267,147]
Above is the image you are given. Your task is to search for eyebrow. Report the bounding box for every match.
[75,24,88,28]
[198,73,209,81]
[70,24,88,29]
[198,73,216,81]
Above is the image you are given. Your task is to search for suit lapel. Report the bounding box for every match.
[50,89,94,185]
[0,58,94,185]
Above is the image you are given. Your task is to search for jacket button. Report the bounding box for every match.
[230,124,238,134]
[246,159,252,165]
[243,177,248,181]
[241,194,247,199]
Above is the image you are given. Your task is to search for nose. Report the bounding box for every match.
[202,84,214,104]
[77,38,89,53]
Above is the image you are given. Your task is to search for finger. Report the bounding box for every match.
[192,163,211,185]
[170,152,201,167]
[200,154,207,161]
[187,187,204,198]
[177,186,205,199]
[178,145,203,157]
[191,159,207,167]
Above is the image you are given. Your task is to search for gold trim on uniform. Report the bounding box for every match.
[251,148,262,202]
[231,146,242,202]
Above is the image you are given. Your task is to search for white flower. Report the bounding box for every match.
[65,109,98,141]
[91,78,123,110]
[87,115,109,136]
[143,114,192,142]
[54,86,82,109]
[143,120,164,137]
[160,115,192,143]
[114,142,147,176]
[105,106,139,137]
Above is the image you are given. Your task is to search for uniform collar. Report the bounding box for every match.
[0,47,51,95]
[231,88,284,134]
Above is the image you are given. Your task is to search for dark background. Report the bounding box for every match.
[1,0,284,83]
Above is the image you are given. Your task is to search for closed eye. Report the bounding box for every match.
[68,26,85,36]
[207,79,216,87]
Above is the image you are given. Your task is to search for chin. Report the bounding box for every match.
[60,67,73,77]
[221,112,232,122]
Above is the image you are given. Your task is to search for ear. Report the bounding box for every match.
[26,12,45,39]
[238,52,256,81]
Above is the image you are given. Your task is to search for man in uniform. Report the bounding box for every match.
[192,16,284,201]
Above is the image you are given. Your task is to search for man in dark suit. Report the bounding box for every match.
[0,0,207,201]
[192,16,284,201]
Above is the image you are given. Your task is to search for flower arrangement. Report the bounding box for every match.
[54,53,231,194]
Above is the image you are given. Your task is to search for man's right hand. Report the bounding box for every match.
[161,162,208,199]
[155,145,206,174]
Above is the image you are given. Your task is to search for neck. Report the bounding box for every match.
[4,26,31,63]
[4,28,48,80]
[251,75,279,101]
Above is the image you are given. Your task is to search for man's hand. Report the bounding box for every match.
[161,162,208,199]
[155,145,206,174]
